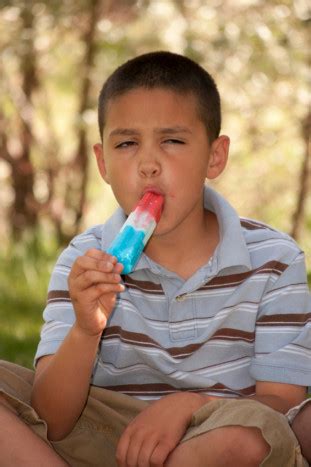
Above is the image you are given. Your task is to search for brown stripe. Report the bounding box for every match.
[211,328,255,342]
[199,261,288,290]
[103,326,254,358]
[103,383,256,398]
[104,326,161,349]
[47,290,71,302]
[240,219,271,231]
[122,276,164,294]
[104,326,198,357]
[257,313,311,326]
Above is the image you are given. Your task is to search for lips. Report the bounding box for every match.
[142,186,165,197]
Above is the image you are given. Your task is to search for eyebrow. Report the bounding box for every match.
[109,126,192,138]
[156,126,192,135]
[109,128,140,137]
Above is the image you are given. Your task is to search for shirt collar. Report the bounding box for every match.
[101,185,251,274]
[203,186,251,273]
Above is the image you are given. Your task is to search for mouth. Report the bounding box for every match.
[142,186,165,197]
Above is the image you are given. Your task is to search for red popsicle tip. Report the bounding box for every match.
[137,191,164,222]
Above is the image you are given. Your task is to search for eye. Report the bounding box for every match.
[115,141,137,149]
[164,139,185,145]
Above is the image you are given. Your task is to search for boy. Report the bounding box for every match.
[0,51,310,467]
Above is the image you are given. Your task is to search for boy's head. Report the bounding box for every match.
[98,51,221,144]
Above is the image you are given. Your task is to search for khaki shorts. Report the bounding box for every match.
[0,360,308,467]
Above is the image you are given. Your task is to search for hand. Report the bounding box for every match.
[116,392,205,467]
[68,248,124,336]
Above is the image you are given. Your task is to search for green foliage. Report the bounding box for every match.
[0,232,59,367]
[0,0,310,365]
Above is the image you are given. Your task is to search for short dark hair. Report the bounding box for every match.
[98,51,221,142]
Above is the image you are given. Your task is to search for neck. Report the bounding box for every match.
[145,209,219,280]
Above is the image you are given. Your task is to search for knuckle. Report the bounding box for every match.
[115,451,123,464]
[84,270,94,281]
[150,452,165,466]
[138,449,154,467]
[150,443,170,466]
[75,255,85,268]
[86,248,98,255]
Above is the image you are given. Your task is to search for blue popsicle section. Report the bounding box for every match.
[107,225,145,274]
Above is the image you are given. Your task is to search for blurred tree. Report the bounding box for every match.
[1,5,38,239]
[50,0,102,243]
[291,110,311,240]
[0,0,310,268]
[0,0,141,243]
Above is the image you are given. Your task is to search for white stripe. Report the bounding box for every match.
[53,265,70,276]
[124,289,166,300]
[261,285,307,306]
[256,326,302,334]
[278,346,311,358]
[73,234,99,244]
[41,322,71,337]
[248,239,298,253]
[117,301,258,331]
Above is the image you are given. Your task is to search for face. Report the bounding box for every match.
[94,88,229,240]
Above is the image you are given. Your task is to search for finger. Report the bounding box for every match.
[98,291,118,315]
[85,248,112,260]
[86,249,121,270]
[75,269,122,289]
[149,441,173,467]
[114,261,124,274]
[70,255,116,280]
[116,429,131,467]
[73,282,124,306]
[125,431,145,467]
[137,436,160,467]
[96,282,125,296]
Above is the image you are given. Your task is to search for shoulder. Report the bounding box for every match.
[69,224,104,252]
[240,217,304,267]
[55,224,104,268]
[46,224,105,293]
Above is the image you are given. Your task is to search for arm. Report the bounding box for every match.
[250,381,306,413]
[116,381,306,467]
[116,391,209,467]
[31,248,124,441]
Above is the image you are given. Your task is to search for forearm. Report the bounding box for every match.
[198,394,299,413]
[247,394,300,414]
[195,390,304,415]
[31,323,101,441]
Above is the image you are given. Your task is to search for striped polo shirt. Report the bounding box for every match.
[35,186,311,400]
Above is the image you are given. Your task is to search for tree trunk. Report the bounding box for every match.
[9,7,39,240]
[290,111,311,240]
[68,0,101,238]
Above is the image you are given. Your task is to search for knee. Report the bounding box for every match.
[225,426,270,465]
[166,426,270,467]
[0,394,18,415]
[291,403,311,462]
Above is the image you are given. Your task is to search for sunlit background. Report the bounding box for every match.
[0,0,310,366]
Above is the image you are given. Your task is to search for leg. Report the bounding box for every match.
[0,397,68,467]
[166,425,270,467]
[291,402,311,463]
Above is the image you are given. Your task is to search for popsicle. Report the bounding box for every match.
[107,191,164,274]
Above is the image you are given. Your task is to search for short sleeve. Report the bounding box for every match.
[250,251,311,389]
[34,227,102,365]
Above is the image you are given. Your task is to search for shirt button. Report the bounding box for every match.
[176,294,187,302]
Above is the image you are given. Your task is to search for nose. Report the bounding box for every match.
[138,152,161,178]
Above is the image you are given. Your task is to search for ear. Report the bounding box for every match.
[206,135,230,180]
[93,143,110,184]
